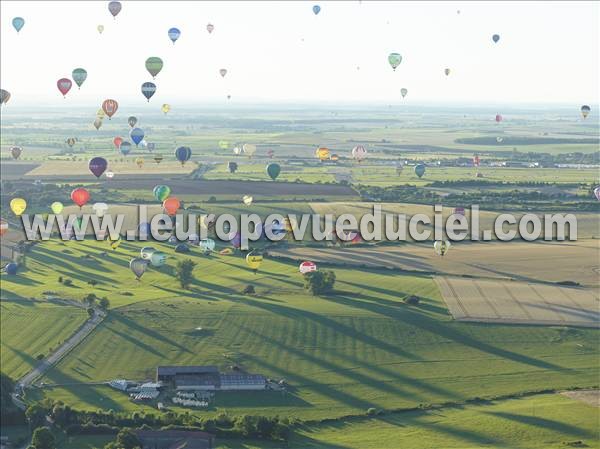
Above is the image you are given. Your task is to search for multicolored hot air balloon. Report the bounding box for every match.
[175,146,192,166]
[153,185,171,202]
[71,188,90,208]
[581,105,591,119]
[414,163,426,178]
[351,145,367,162]
[10,146,22,160]
[72,68,87,89]
[388,53,402,70]
[130,128,144,146]
[168,27,181,44]
[89,157,108,178]
[312,5,321,15]
[130,258,148,280]
[492,34,500,43]
[10,198,27,216]
[128,116,137,127]
[120,141,131,155]
[141,82,157,101]
[266,163,281,180]
[57,78,73,98]
[0,89,10,105]
[108,1,122,18]
[12,17,25,32]
[102,99,118,119]
[145,57,164,79]
[299,261,317,274]
[434,240,451,256]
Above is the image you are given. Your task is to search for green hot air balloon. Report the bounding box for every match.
[414,164,426,178]
[72,68,88,89]
[388,53,402,71]
[153,185,171,202]
[266,163,281,181]
[130,258,149,280]
[145,57,164,79]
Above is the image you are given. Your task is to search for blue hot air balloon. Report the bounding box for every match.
[168,27,181,44]
[130,128,145,147]
[5,262,18,275]
[12,17,25,32]
[120,141,132,156]
[312,5,321,15]
[141,82,157,102]
[414,164,426,178]
[175,146,192,166]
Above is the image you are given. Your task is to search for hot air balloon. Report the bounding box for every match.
[199,238,216,252]
[233,146,242,155]
[102,99,118,119]
[113,136,123,149]
[246,252,263,272]
[444,68,451,76]
[109,235,121,250]
[219,69,227,78]
[150,252,167,267]
[57,78,73,98]
[12,17,25,32]
[242,143,256,157]
[145,57,163,79]
[313,5,321,15]
[401,88,408,98]
[414,164,426,178]
[495,114,502,123]
[120,141,131,155]
[50,202,64,214]
[128,116,137,127]
[154,155,163,164]
[242,195,253,206]
[434,240,451,256]
[299,261,317,274]
[5,263,18,275]
[453,207,466,216]
[141,82,156,101]
[492,34,500,43]
[108,1,121,18]
[105,171,114,179]
[153,185,171,202]
[496,137,504,143]
[10,146,22,160]
[130,258,148,280]
[581,105,591,119]
[66,137,77,148]
[266,149,275,159]
[72,68,87,89]
[315,147,330,161]
[0,89,10,105]
[135,157,144,168]
[266,163,281,180]
[168,27,181,44]
[162,103,171,114]
[89,157,108,178]
[71,188,90,208]
[147,142,155,151]
[93,202,108,217]
[175,243,190,253]
[93,118,103,130]
[388,53,402,70]
[175,146,191,166]
[97,24,104,34]
[206,23,214,33]
[163,197,180,216]
[130,128,144,146]
[228,161,238,173]
[351,145,367,162]
[0,219,8,236]
[141,246,156,260]
[219,140,229,150]
[229,231,241,249]
[593,186,600,201]
[10,198,26,216]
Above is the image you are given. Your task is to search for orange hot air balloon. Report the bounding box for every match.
[163,197,180,216]
[113,136,123,149]
[102,99,119,119]
[71,187,90,208]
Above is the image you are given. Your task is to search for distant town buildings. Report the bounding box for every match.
[157,365,266,391]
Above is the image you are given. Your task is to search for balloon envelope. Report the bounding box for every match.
[57,78,72,97]
[593,186,600,201]
[10,146,22,160]
[434,240,451,256]
[12,17,25,32]
[145,57,164,78]
[92,202,108,217]
[120,141,131,155]
[175,146,192,165]
[150,251,167,267]
[5,263,18,275]
[199,239,216,252]
[102,99,118,118]
[50,202,64,214]
[299,261,317,274]
[10,198,27,216]
[242,143,256,156]
[89,157,108,178]
[141,82,157,101]
[108,1,122,17]
[246,252,263,271]
[141,246,156,260]
[492,34,500,43]
[168,27,181,43]
[163,197,180,215]
[313,5,321,15]
[206,23,214,33]
[97,24,104,34]
[266,163,281,180]
[93,118,103,130]
[219,69,227,78]
[130,128,145,146]
[0,89,10,105]
[351,145,367,162]
[153,185,171,202]
[71,188,90,207]
[388,53,402,70]
[581,105,591,119]
[401,88,408,98]
[128,116,137,127]
[162,104,170,114]
[113,136,123,149]
[414,164,426,178]
[228,161,238,173]
[129,258,148,280]
[72,68,87,88]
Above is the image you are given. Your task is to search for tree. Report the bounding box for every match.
[83,293,97,306]
[175,259,197,289]
[303,270,336,296]
[25,404,47,429]
[31,426,55,449]
[115,429,142,449]
[97,297,110,310]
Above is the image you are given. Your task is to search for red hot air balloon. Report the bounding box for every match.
[71,188,90,208]
[163,197,180,216]
[89,157,108,178]
[57,78,73,98]
[102,99,118,119]
[113,136,123,149]
[495,114,503,123]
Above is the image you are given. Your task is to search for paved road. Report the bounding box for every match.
[17,310,105,388]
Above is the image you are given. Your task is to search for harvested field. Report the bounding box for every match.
[435,276,599,328]
[271,240,600,287]
[560,390,600,407]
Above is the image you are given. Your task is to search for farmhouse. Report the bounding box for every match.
[156,365,266,391]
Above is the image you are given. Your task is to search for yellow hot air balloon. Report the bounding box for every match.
[315,147,330,161]
[162,103,171,114]
[96,108,106,119]
[246,252,263,272]
[109,236,122,250]
[97,24,104,34]
[136,157,144,168]
[10,198,27,216]
[50,201,64,214]
[242,195,253,206]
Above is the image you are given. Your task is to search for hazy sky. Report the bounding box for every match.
[1,1,598,107]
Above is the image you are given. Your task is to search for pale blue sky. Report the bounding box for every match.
[1,1,598,106]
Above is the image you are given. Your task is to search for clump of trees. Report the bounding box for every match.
[175,259,197,289]
[304,270,336,296]
[28,427,55,449]
[1,373,25,425]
